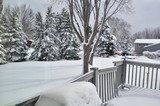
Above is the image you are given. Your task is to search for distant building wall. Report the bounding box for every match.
[144,43,160,52]
[135,43,149,55]
[134,39,160,55]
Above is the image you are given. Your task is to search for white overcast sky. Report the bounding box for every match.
[4,0,160,34]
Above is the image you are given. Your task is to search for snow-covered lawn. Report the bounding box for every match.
[0,56,159,106]
[0,56,122,106]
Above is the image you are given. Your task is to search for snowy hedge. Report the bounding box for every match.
[35,82,102,106]
[143,50,160,59]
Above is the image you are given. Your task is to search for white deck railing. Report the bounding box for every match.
[124,60,160,90]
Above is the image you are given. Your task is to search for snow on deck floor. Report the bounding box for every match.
[108,85,160,106]
[0,56,122,106]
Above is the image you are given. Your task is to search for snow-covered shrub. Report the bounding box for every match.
[35,82,102,106]
[143,51,160,59]
[156,50,160,57]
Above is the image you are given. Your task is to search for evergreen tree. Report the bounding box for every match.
[0,12,28,62]
[96,24,116,57]
[0,14,7,64]
[0,44,7,64]
[56,8,80,60]
[30,10,59,61]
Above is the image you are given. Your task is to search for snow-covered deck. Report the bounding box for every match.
[108,85,160,106]
[119,85,160,98]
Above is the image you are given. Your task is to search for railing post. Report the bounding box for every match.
[122,58,127,85]
[90,67,99,91]
[113,59,127,89]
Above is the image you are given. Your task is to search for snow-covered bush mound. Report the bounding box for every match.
[35,82,102,106]
[143,50,160,59]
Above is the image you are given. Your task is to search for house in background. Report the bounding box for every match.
[134,39,160,55]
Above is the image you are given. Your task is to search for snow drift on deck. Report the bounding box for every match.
[35,82,102,106]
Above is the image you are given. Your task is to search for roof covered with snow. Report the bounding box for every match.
[134,39,160,44]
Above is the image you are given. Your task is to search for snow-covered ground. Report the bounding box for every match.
[108,85,160,106]
[0,56,159,106]
[0,56,122,106]
[108,96,160,106]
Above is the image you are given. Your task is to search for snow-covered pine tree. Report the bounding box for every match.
[30,10,59,61]
[30,12,45,60]
[43,7,60,60]
[0,43,7,64]
[0,12,28,62]
[96,24,115,57]
[56,8,80,60]
[0,14,7,64]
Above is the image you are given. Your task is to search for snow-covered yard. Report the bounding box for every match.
[0,56,121,106]
[0,56,159,106]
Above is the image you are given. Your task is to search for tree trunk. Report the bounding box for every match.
[83,44,90,74]
[0,0,3,14]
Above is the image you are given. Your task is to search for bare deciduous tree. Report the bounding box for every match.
[0,0,3,14]
[3,5,35,38]
[108,17,132,51]
[13,5,35,38]
[67,0,132,74]
[133,27,160,41]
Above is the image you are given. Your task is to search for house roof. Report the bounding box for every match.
[134,39,160,44]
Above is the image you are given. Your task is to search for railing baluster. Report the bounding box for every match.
[99,74,101,99]
[155,68,158,90]
[112,72,115,98]
[102,74,105,102]
[142,66,146,87]
[128,64,130,84]
[109,73,112,100]
[110,72,113,99]
[135,65,138,86]
[138,66,142,87]
[101,75,103,100]
[106,73,109,100]
[131,65,134,85]
[146,67,150,88]
[150,67,154,89]
[104,74,107,102]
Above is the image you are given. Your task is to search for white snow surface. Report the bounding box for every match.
[134,39,160,44]
[35,82,102,106]
[108,96,160,106]
[1,56,159,106]
[0,56,122,106]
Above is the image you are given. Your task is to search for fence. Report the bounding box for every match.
[124,60,160,90]
[71,66,120,103]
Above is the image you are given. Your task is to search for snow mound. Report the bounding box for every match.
[143,50,160,59]
[35,82,102,106]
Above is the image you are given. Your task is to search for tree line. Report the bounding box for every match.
[133,27,160,41]
[0,4,132,65]
[0,5,80,63]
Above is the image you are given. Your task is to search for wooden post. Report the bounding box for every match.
[0,0,3,14]
[90,67,99,91]
[122,58,127,88]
